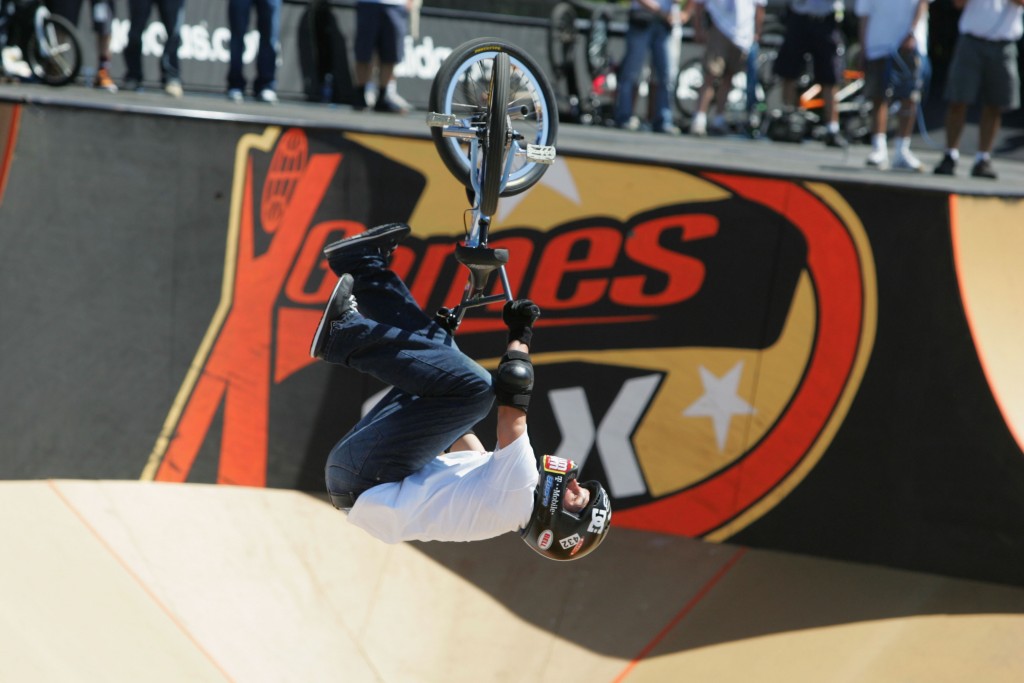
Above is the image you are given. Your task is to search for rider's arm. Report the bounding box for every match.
[496,340,529,449]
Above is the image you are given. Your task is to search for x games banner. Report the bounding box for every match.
[141,126,875,543]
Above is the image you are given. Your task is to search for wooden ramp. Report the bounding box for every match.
[2,480,1023,682]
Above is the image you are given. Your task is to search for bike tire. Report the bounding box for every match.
[548,2,577,76]
[26,14,82,87]
[429,37,558,198]
[480,51,510,218]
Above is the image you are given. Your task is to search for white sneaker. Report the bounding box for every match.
[690,115,707,137]
[227,88,244,103]
[258,89,278,104]
[164,79,183,98]
[866,148,888,169]
[2,46,32,79]
[891,149,923,172]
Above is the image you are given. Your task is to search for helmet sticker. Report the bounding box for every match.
[588,507,609,534]
[541,475,555,507]
[543,456,573,474]
[559,533,582,550]
[538,529,554,550]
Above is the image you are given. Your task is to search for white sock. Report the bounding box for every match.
[976,151,991,163]
[827,121,840,134]
[895,137,910,154]
[871,133,887,152]
[693,112,707,127]
[946,148,960,161]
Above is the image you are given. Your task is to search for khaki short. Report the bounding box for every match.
[703,24,747,79]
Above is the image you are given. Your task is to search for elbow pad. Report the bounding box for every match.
[494,350,533,413]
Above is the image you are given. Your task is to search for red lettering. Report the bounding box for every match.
[285,220,363,305]
[530,227,621,310]
[611,214,717,307]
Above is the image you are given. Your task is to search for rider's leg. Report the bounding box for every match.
[322,306,494,500]
[326,224,451,344]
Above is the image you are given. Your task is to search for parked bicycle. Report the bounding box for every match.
[0,0,82,86]
[426,37,558,333]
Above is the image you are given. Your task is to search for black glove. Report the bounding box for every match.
[503,299,541,347]
[494,350,533,413]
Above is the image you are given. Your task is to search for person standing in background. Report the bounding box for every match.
[124,0,186,97]
[613,0,688,134]
[855,0,932,171]
[227,0,282,103]
[773,0,848,147]
[933,0,1024,180]
[690,0,767,136]
[352,0,412,112]
[49,0,118,92]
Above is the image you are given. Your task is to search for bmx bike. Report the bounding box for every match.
[426,37,558,333]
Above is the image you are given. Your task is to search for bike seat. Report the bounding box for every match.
[454,244,509,268]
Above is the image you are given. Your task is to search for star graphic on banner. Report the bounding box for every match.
[683,361,756,452]
[496,156,582,221]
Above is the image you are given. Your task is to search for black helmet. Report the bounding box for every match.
[521,455,612,561]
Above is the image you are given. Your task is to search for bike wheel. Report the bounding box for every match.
[480,51,510,217]
[25,14,82,87]
[429,38,558,198]
[674,58,704,121]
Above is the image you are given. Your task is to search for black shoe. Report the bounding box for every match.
[971,158,997,179]
[823,130,848,149]
[323,223,411,274]
[933,153,957,176]
[310,274,357,360]
[352,86,367,111]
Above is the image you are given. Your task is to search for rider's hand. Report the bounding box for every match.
[503,299,541,347]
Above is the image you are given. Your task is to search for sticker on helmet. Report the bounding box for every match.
[541,476,555,507]
[588,507,609,534]
[538,529,554,550]
[543,455,573,474]
[559,533,582,550]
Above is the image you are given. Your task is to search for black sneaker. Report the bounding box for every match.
[352,86,367,111]
[310,274,357,360]
[323,223,411,273]
[933,153,957,176]
[823,130,848,149]
[971,158,997,180]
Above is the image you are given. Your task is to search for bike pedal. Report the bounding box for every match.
[525,144,556,164]
[426,112,459,128]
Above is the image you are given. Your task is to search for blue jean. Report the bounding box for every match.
[227,0,281,92]
[323,251,494,501]
[124,0,184,83]
[614,19,674,130]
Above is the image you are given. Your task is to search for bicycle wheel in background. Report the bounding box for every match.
[548,2,577,78]
[26,14,82,87]
[429,38,558,197]
[480,51,510,217]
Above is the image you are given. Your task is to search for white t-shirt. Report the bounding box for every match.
[856,0,932,60]
[346,431,539,544]
[959,0,1024,42]
[697,0,768,52]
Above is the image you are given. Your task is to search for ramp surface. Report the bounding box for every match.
[2,481,1022,682]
